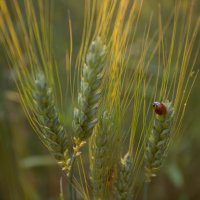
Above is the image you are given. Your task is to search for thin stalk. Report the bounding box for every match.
[69,157,76,200]
[143,182,149,200]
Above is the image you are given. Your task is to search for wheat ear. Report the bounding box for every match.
[90,111,114,199]
[144,100,174,182]
[33,73,70,173]
[114,153,134,200]
[73,37,107,141]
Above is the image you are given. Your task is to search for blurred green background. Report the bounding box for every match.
[0,0,199,199]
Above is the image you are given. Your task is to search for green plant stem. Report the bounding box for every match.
[143,182,149,200]
[59,177,64,200]
[68,138,86,200]
[69,156,76,200]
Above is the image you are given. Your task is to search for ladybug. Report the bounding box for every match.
[153,102,166,115]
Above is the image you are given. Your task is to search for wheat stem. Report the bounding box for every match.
[143,182,149,200]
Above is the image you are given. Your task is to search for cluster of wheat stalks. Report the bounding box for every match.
[0,0,199,199]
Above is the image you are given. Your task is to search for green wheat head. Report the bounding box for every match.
[114,153,134,200]
[73,37,107,141]
[33,73,71,173]
[144,101,174,182]
[90,111,115,199]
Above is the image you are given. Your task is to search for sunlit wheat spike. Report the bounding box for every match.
[72,37,107,141]
[90,111,114,199]
[33,73,70,172]
[144,100,174,182]
[114,153,134,200]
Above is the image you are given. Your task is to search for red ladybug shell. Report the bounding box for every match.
[153,102,166,115]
